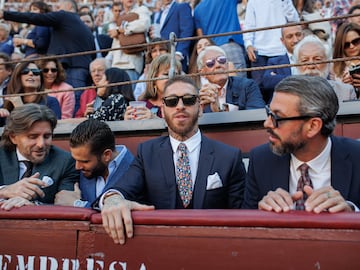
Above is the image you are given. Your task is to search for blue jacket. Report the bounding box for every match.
[204,76,265,112]
[80,145,134,208]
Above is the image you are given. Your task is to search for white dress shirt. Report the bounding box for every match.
[170,130,202,189]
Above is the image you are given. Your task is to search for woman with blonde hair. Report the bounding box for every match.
[124,53,182,120]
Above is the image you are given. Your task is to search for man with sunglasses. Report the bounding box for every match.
[98,76,246,244]
[197,46,265,112]
[243,75,360,213]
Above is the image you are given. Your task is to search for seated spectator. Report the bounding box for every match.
[347,4,360,25]
[0,61,61,121]
[54,119,134,208]
[89,67,135,121]
[263,24,304,103]
[75,58,108,118]
[242,75,360,213]
[189,37,236,88]
[0,104,78,210]
[333,22,360,95]
[79,11,112,58]
[133,37,169,100]
[38,57,75,119]
[124,53,181,120]
[197,46,265,112]
[0,23,14,56]
[294,35,357,102]
[99,76,246,244]
[12,1,51,58]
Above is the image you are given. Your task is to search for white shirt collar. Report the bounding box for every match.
[291,137,332,172]
[170,130,201,154]
[16,148,29,162]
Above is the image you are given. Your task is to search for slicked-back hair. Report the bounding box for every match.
[1,104,57,151]
[163,76,199,95]
[274,75,338,137]
[69,119,115,157]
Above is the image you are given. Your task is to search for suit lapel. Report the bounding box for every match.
[159,138,177,208]
[3,151,20,185]
[270,153,291,191]
[330,137,352,197]
[193,136,214,208]
[162,3,176,29]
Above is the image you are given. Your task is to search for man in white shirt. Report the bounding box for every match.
[243,75,360,213]
[243,0,299,91]
[99,76,246,244]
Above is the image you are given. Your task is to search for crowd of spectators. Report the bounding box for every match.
[0,0,357,124]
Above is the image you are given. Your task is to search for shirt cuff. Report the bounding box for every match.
[99,189,124,210]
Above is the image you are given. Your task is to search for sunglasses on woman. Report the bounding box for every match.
[205,55,227,68]
[43,68,58,73]
[20,68,41,76]
[344,37,360,49]
[162,94,199,107]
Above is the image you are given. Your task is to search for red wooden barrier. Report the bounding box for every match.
[1,206,360,269]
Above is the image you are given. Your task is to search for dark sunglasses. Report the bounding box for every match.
[205,55,227,68]
[344,37,360,49]
[43,68,58,73]
[20,68,41,76]
[163,95,199,107]
[265,105,319,128]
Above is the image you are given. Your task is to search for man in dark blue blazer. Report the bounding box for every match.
[262,25,303,103]
[152,0,194,72]
[0,104,78,210]
[55,119,134,208]
[243,75,360,213]
[100,76,246,244]
[198,46,265,112]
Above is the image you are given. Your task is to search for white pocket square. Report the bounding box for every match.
[206,172,223,190]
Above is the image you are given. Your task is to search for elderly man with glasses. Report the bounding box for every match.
[96,76,246,244]
[242,75,360,213]
[197,46,265,113]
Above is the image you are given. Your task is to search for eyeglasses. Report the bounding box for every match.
[344,37,360,49]
[162,94,199,107]
[204,55,227,68]
[43,68,58,73]
[20,68,41,76]
[265,105,319,128]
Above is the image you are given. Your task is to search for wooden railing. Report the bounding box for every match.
[0,206,360,269]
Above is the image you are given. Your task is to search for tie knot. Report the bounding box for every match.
[178,143,187,153]
[299,163,309,177]
[22,160,33,169]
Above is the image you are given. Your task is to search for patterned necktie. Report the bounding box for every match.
[21,160,33,179]
[176,143,192,208]
[295,163,313,210]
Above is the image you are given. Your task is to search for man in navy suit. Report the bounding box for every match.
[0,104,78,210]
[262,24,304,103]
[243,75,360,213]
[55,119,134,208]
[150,0,194,72]
[198,46,264,112]
[100,76,246,244]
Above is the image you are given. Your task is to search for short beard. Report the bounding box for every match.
[269,140,306,156]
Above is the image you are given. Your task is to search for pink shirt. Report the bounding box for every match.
[48,82,75,119]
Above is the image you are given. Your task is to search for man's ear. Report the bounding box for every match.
[9,133,17,145]
[102,149,113,163]
[305,117,323,138]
